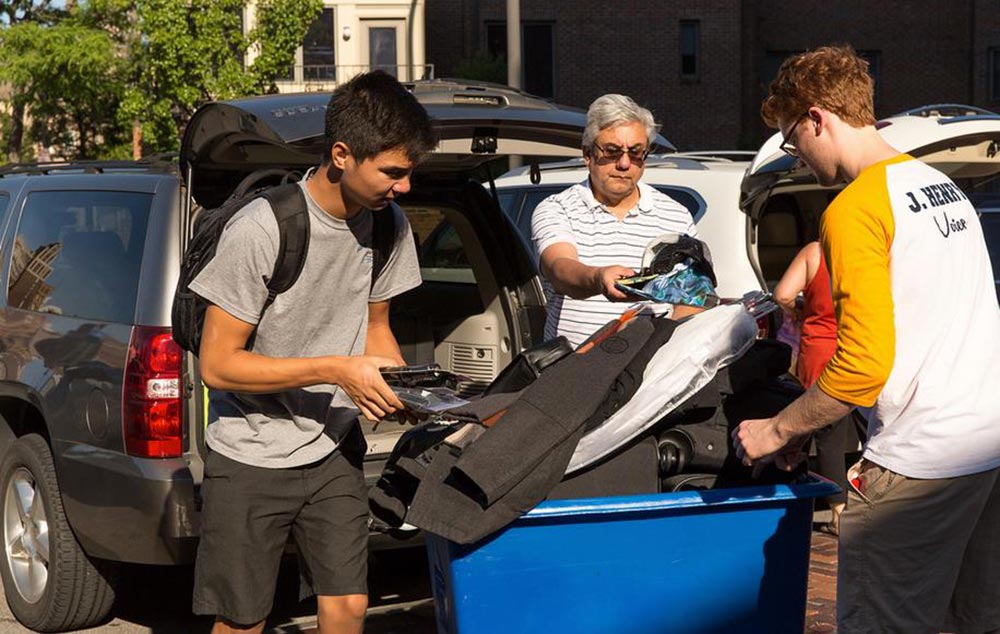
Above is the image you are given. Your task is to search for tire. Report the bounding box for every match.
[0,434,115,632]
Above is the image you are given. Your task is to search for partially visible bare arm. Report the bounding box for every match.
[198,304,403,420]
[539,242,634,301]
[773,242,817,315]
[365,300,405,365]
[732,384,854,470]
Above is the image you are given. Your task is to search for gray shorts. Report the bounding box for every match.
[192,441,369,625]
[837,460,1000,634]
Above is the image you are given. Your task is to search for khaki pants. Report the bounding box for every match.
[837,460,1000,634]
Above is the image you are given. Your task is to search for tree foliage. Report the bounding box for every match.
[118,0,322,154]
[0,19,129,160]
[0,0,323,161]
[0,0,63,25]
[250,0,326,93]
[0,0,65,161]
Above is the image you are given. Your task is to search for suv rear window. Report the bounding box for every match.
[7,190,152,323]
[0,193,10,230]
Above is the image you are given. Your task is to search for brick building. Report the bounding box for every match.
[427,1,1000,150]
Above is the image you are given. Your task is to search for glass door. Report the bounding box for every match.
[361,19,405,79]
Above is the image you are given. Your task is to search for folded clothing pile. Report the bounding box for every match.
[369,300,800,544]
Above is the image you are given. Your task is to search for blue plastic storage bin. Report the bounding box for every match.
[425,474,838,634]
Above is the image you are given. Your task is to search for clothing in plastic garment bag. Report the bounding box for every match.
[566,303,758,474]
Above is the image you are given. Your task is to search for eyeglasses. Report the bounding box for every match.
[591,144,650,164]
[779,111,811,158]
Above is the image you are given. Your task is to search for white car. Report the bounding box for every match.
[493,151,764,303]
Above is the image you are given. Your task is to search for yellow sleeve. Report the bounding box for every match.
[816,172,896,407]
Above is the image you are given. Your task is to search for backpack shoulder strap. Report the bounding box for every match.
[249,183,309,332]
[370,204,397,292]
[261,183,310,294]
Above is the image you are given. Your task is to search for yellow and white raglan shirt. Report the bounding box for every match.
[818,154,1000,479]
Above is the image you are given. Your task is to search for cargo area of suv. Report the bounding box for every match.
[178,81,639,474]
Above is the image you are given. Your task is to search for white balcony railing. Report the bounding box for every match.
[275,64,435,92]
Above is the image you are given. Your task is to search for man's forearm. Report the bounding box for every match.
[775,384,854,441]
[200,348,347,394]
[546,257,601,299]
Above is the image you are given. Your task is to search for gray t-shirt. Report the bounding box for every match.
[189,180,421,468]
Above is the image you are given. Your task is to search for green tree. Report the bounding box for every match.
[250,0,326,93]
[118,0,322,154]
[0,0,65,161]
[0,0,321,161]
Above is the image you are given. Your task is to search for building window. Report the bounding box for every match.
[303,8,335,80]
[369,27,399,77]
[523,23,554,98]
[990,48,1000,102]
[484,21,555,98]
[680,20,700,81]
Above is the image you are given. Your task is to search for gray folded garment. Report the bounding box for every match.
[451,318,655,509]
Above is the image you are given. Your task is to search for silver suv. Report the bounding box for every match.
[0,162,189,630]
[0,81,657,632]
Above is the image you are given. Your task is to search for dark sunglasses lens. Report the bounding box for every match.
[595,145,647,162]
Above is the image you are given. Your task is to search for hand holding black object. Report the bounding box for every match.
[338,355,404,421]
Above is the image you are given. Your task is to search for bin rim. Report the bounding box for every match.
[521,473,840,522]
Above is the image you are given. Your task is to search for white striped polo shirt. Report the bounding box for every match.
[531,179,698,347]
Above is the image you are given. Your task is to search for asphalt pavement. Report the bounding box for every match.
[0,516,838,633]
[0,547,436,633]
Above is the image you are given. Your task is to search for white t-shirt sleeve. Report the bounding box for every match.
[531,193,577,256]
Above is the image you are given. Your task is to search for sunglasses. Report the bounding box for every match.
[779,111,812,158]
[591,144,650,164]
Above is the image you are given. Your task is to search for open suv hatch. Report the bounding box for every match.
[742,104,1000,290]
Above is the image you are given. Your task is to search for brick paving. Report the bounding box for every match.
[806,530,839,633]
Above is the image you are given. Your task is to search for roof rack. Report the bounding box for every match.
[0,154,178,177]
[671,150,756,162]
[404,77,559,110]
[893,104,998,118]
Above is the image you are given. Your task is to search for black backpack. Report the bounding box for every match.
[171,182,396,355]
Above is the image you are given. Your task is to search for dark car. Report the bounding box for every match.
[0,80,656,632]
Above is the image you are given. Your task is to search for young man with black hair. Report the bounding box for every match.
[190,71,436,634]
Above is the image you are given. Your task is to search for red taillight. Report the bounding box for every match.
[123,326,183,458]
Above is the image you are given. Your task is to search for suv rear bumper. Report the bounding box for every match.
[54,441,200,566]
